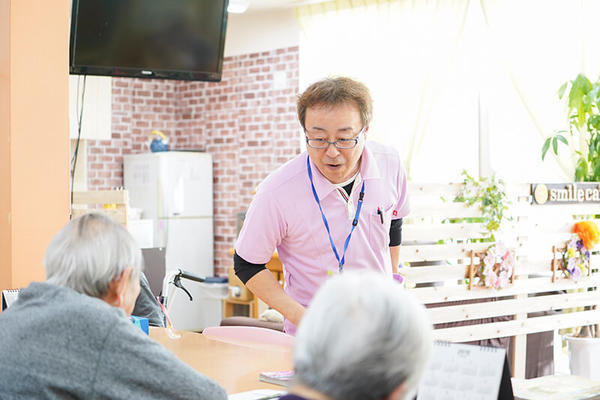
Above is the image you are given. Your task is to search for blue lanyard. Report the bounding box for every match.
[307,156,365,273]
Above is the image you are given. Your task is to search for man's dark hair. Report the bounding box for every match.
[297,77,373,130]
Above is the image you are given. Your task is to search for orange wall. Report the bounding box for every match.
[0,0,71,290]
[0,0,11,288]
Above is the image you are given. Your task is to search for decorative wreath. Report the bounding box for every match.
[467,243,515,290]
[481,243,515,289]
[562,237,590,281]
[556,221,599,281]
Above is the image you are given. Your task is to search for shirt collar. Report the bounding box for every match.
[306,142,381,201]
[306,154,335,201]
[359,141,382,180]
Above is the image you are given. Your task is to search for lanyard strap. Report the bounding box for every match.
[307,157,365,273]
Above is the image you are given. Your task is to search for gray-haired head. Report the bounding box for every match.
[297,76,373,130]
[293,271,432,400]
[44,213,142,299]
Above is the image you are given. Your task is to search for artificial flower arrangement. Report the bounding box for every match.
[466,242,515,290]
[552,221,600,282]
[555,221,600,340]
[574,221,600,251]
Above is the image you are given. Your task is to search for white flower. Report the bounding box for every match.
[483,254,495,268]
[480,243,515,289]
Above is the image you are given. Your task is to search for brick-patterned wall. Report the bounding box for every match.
[87,46,301,275]
[87,79,178,188]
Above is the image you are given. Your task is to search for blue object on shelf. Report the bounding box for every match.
[149,130,169,152]
[131,315,149,335]
[150,139,169,152]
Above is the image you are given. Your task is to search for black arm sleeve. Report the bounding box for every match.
[389,218,403,247]
[234,251,267,284]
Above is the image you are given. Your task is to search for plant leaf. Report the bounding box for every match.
[588,84,600,106]
[594,161,600,181]
[558,82,568,99]
[552,137,558,155]
[542,137,551,160]
[575,157,588,181]
[569,74,593,130]
[556,134,568,146]
[589,115,600,131]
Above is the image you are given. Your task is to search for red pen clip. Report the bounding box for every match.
[377,207,384,224]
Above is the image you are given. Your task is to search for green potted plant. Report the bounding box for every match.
[543,75,600,377]
[560,220,600,380]
[542,74,600,181]
[453,170,511,241]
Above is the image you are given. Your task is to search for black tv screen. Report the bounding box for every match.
[69,0,229,81]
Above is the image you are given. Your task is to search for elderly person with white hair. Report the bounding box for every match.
[280,271,432,400]
[0,213,226,400]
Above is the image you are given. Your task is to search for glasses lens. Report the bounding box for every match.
[335,140,356,149]
[307,139,328,149]
[306,130,361,149]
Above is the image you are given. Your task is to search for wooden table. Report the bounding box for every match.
[512,375,600,400]
[150,327,293,394]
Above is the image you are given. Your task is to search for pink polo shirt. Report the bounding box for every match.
[235,141,409,334]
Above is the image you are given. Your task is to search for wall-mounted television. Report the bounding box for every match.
[69,0,229,81]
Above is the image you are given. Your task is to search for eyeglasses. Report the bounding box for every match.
[305,127,365,149]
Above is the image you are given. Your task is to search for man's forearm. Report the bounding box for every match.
[245,269,305,327]
[390,245,401,274]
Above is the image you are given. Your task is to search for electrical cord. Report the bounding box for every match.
[70,74,87,214]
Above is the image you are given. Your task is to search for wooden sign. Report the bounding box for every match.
[532,183,600,205]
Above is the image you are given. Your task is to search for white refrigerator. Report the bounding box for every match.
[124,151,221,330]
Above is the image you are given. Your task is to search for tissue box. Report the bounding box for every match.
[130,315,149,335]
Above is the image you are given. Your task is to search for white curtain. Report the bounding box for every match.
[296,0,600,182]
[480,0,600,182]
[297,0,472,181]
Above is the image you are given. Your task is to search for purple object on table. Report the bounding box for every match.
[392,273,404,284]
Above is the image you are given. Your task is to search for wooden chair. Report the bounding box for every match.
[223,250,283,319]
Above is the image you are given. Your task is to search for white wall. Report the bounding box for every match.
[69,75,112,140]
[224,8,300,57]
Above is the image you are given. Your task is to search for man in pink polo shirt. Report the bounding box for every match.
[234,77,409,334]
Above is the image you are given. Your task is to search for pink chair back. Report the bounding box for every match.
[202,326,295,348]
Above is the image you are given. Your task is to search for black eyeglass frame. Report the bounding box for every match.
[304,126,366,149]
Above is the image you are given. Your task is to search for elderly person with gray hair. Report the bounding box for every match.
[0,213,226,400]
[281,271,432,400]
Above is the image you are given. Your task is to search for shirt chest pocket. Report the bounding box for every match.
[368,205,393,247]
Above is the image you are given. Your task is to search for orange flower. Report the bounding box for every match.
[574,221,600,250]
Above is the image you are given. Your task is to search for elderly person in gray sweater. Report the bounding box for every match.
[280,271,433,400]
[0,213,226,400]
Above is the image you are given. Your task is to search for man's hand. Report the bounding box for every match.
[246,269,306,327]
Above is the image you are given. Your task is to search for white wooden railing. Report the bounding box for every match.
[402,182,600,379]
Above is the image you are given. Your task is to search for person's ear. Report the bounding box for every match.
[382,383,406,400]
[104,267,134,309]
